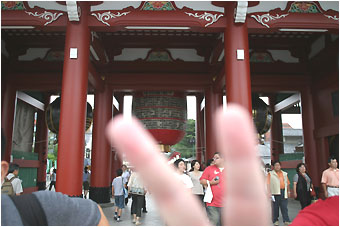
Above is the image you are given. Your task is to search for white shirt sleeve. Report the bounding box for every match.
[12,178,23,194]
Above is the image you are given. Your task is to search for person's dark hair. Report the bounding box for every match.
[296,163,306,173]
[189,160,201,172]
[84,166,88,173]
[174,159,185,168]
[272,160,281,166]
[214,152,221,157]
[206,159,214,167]
[328,157,337,163]
[8,163,20,173]
[116,168,123,176]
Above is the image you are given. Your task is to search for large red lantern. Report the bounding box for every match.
[132,91,187,152]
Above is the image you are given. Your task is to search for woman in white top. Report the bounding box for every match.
[127,171,146,226]
[188,160,204,204]
[174,159,193,189]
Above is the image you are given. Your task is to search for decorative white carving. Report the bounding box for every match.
[324,14,339,21]
[185,12,223,27]
[66,1,79,21]
[250,13,289,28]
[91,11,130,26]
[25,11,63,26]
[234,1,248,23]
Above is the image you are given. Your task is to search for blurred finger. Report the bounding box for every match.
[106,115,209,226]
[215,104,271,226]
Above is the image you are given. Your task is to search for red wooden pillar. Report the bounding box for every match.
[34,95,50,190]
[224,2,252,114]
[205,86,219,160]
[111,105,120,183]
[1,82,16,162]
[201,106,206,164]
[269,94,284,162]
[300,87,320,187]
[90,86,113,203]
[115,94,124,168]
[56,2,90,197]
[195,94,204,164]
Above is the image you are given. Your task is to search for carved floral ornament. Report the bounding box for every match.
[91,11,130,26]
[184,12,223,27]
[25,11,63,26]
[324,14,339,21]
[250,13,289,28]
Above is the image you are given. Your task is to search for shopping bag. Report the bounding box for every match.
[203,181,213,203]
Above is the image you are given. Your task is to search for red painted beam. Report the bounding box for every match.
[12,159,40,168]
[1,7,337,32]
[23,187,39,194]
[1,10,67,30]
[280,160,303,169]
[105,73,211,90]
[251,74,309,92]
[89,10,225,32]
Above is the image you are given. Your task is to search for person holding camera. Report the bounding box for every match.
[199,152,225,226]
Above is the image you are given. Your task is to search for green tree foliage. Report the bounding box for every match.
[172,119,196,158]
[47,132,58,162]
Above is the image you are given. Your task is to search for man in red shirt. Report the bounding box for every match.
[291,196,339,226]
[200,152,225,225]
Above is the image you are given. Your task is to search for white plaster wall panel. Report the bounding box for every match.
[168,49,205,61]
[114,48,151,61]
[309,35,325,59]
[18,48,50,61]
[319,1,339,11]
[268,50,299,63]
[331,34,338,41]
[175,1,224,13]
[114,48,204,62]
[1,40,9,57]
[247,1,288,14]
[28,1,67,11]
[91,1,141,11]
[248,1,339,14]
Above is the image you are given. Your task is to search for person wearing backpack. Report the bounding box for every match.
[5,163,23,195]
[1,130,109,226]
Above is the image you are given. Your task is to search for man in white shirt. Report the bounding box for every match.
[121,165,131,205]
[7,163,23,195]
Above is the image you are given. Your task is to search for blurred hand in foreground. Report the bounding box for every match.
[106,104,271,226]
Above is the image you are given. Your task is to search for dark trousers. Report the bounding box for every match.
[49,181,56,191]
[272,189,290,223]
[299,198,311,210]
[131,194,144,217]
[142,195,146,211]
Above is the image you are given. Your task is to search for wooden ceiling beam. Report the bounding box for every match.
[100,35,217,49]
[105,73,212,87]
[96,61,212,74]
[88,62,104,91]
[210,38,224,65]
[90,34,109,63]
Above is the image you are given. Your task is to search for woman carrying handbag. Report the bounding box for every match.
[293,163,314,209]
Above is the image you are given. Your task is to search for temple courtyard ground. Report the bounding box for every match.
[100,193,302,226]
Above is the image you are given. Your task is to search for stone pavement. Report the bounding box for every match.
[101,193,164,226]
[100,194,302,226]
